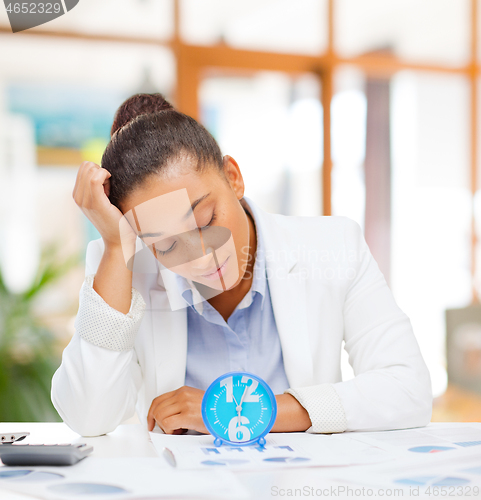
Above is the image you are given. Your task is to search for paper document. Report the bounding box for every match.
[0,457,250,500]
[149,431,391,470]
[346,422,481,457]
[328,443,481,493]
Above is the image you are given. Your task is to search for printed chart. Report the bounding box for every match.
[150,430,391,470]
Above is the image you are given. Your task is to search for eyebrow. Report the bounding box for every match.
[137,192,211,238]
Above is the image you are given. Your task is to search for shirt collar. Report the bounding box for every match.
[173,196,267,314]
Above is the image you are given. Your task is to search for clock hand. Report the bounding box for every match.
[232,394,242,426]
[232,386,249,428]
[239,386,248,407]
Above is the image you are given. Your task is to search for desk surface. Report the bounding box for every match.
[1,422,480,500]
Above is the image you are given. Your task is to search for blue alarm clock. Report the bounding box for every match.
[201,371,277,447]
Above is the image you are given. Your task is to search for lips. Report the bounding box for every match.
[199,256,229,279]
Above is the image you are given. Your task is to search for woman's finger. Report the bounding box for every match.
[148,402,181,432]
[148,389,178,411]
[147,397,178,431]
[73,161,94,203]
[160,414,185,435]
[75,162,102,209]
[88,168,112,210]
[72,161,92,197]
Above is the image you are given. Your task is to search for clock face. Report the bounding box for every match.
[201,371,277,446]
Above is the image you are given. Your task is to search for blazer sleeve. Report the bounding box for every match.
[285,218,433,433]
[50,238,146,437]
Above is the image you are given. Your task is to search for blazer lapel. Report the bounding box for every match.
[246,198,314,388]
[268,259,314,388]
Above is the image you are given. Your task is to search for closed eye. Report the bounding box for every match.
[200,211,216,230]
[156,241,176,256]
[155,211,216,256]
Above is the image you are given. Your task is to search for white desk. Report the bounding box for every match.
[1,422,481,500]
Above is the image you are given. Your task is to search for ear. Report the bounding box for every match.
[222,155,245,200]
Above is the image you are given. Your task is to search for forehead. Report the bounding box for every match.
[124,188,197,241]
[121,167,218,212]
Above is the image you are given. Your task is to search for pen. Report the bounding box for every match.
[162,446,177,468]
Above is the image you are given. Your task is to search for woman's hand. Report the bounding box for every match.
[270,394,312,432]
[72,161,136,248]
[147,386,209,434]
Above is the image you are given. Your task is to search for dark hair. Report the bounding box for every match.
[102,93,224,211]
[110,93,174,137]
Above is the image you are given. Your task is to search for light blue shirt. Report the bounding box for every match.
[177,198,290,395]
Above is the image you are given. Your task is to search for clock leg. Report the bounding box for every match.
[258,437,266,447]
[214,437,223,447]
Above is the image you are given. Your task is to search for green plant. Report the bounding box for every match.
[0,244,81,422]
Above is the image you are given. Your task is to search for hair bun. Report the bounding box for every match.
[110,93,175,137]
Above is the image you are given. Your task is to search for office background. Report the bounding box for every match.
[0,0,480,422]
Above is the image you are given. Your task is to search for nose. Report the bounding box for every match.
[175,230,213,267]
[190,248,216,272]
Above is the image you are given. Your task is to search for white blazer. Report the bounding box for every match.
[51,197,432,437]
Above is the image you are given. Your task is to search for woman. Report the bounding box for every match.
[51,93,432,437]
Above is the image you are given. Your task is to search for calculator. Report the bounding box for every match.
[0,443,93,466]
